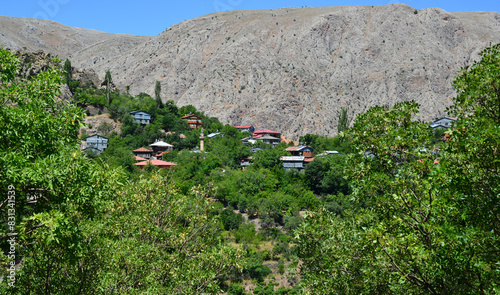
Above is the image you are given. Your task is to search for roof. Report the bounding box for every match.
[286,146,313,152]
[135,156,147,161]
[180,114,202,119]
[253,128,280,135]
[207,132,222,138]
[86,134,108,140]
[134,160,177,167]
[130,110,150,115]
[180,134,186,139]
[280,156,305,161]
[258,134,281,140]
[133,147,152,152]
[324,151,339,154]
[149,140,173,147]
[304,157,315,163]
[235,125,253,129]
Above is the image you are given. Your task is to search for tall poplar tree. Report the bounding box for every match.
[155,80,164,109]
[104,70,112,105]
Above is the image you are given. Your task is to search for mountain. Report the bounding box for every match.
[0,15,151,69]
[2,5,500,138]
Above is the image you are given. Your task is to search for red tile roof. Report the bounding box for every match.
[135,160,177,167]
[135,156,147,161]
[133,147,152,152]
[253,128,280,134]
[235,125,252,129]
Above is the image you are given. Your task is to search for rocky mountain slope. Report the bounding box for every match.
[2,5,500,138]
[0,15,151,69]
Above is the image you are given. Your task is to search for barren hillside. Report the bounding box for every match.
[0,15,151,68]
[2,5,500,138]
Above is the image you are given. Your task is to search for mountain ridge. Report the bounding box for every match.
[2,4,500,138]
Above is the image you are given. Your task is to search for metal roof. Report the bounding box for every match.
[280,156,305,161]
[149,140,173,147]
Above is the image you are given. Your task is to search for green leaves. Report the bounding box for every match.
[297,47,500,293]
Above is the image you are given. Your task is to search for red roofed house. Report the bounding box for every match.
[133,147,153,159]
[252,128,281,147]
[180,114,202,129]
[252,128,281,139]
[135,159,177,170]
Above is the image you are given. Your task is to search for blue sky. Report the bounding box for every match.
[2,0,499,36]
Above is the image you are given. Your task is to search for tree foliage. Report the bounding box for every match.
[0,48,242,294]
[296,44,500,294]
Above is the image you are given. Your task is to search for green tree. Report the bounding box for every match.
[104,70,112,105]
[337,106,348,134]
[0,47,121,293]
[155,80,164,109]
[63,58,72,87]
[296,42,500,294]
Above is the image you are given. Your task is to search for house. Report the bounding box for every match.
[256,134,282,147]
[132,147,154,159]
[241,136,257,145]
[234,125,255,133]
[149,140,173,154]
[286,146,314,158]
[130,111,151,125]
[430,117,456,129]
[86,134,108,151]
[135,159,177,170]
[252,128,281,139]
[180,114,202,129]
[280,146,315,171]
[280,156,306,170]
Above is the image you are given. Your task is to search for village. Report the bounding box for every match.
[82,108,457,171]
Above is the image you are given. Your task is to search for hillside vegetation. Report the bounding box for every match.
[1,39,499,294]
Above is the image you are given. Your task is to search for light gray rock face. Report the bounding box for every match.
[0,15,151,70]
[105,4,500,138]
[2,5,500,138]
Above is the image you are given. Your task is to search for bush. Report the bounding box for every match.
[220,208,244,231]
[227,283,246,295]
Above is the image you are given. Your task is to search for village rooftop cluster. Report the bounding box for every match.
[83,109,456,171]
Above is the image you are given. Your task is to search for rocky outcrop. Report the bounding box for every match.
[102,4,500,138]
[3,5,500,138]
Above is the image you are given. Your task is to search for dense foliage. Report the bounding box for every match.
[2,42,499,294]
[296,44,500,294]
